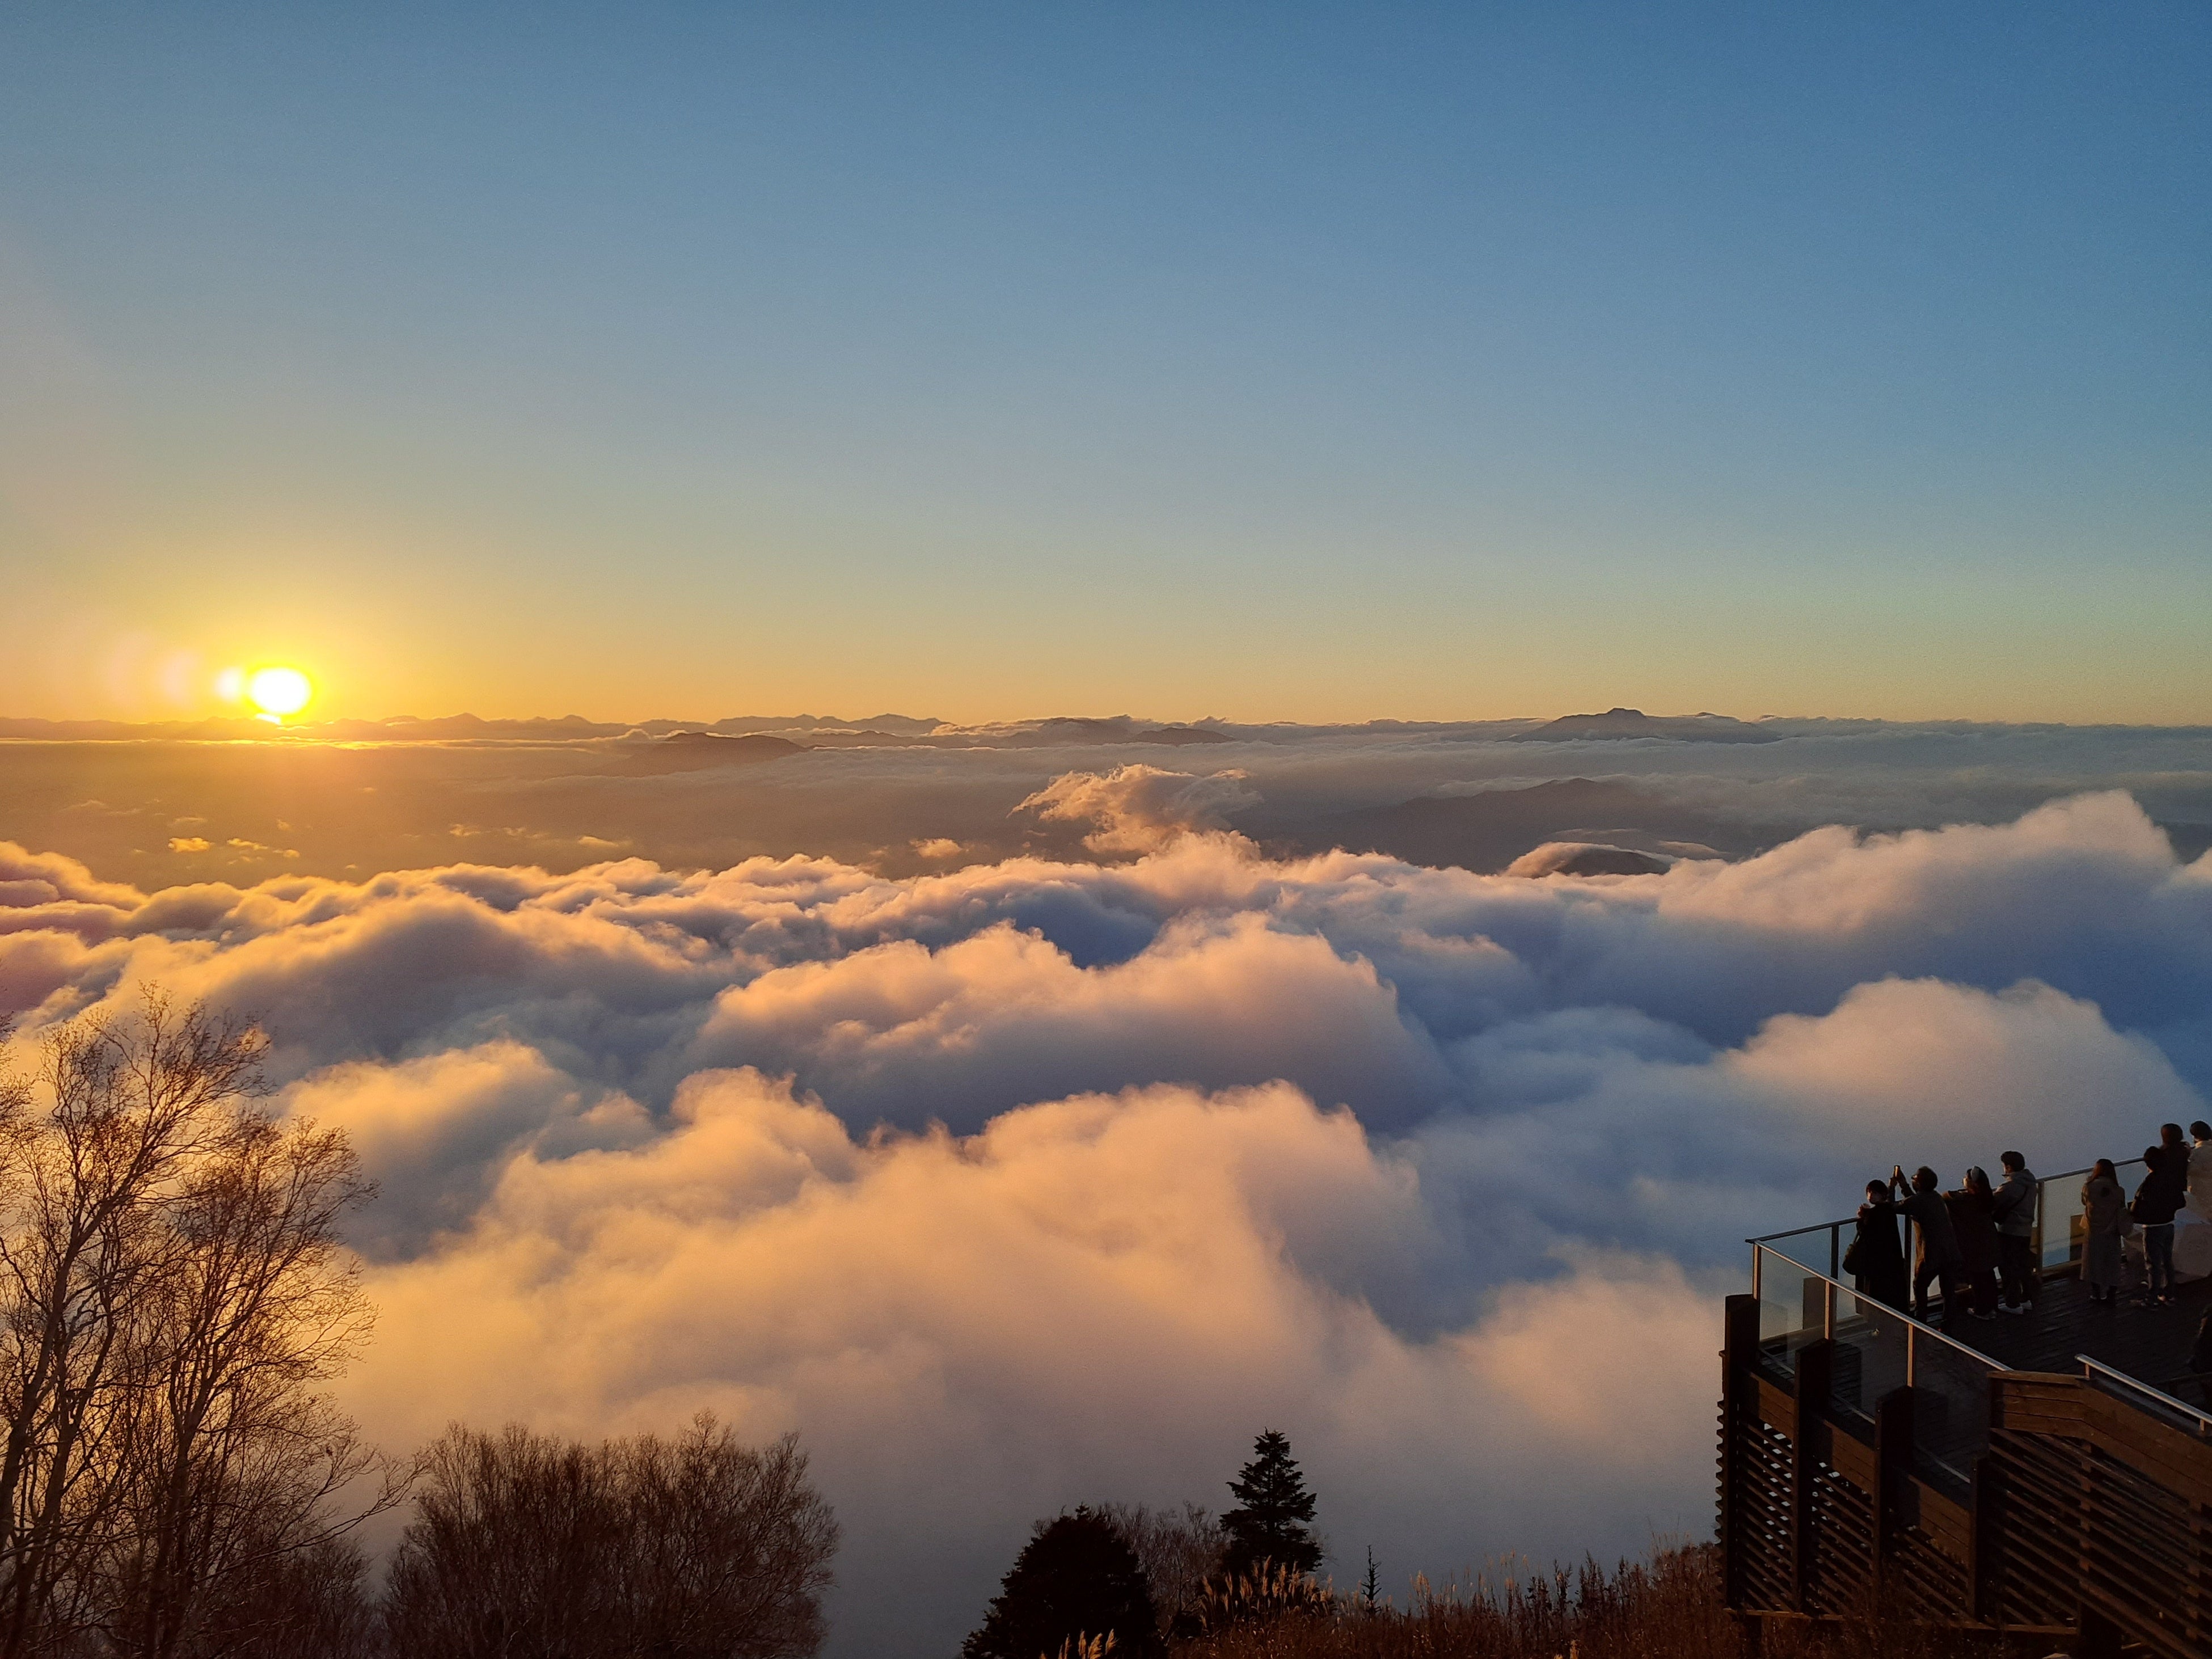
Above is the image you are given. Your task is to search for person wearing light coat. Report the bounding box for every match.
[2188,1120,2212,1218]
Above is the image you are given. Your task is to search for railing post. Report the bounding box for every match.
[1971,1372,2006,1625]
[1969,1446,1996,1624]
[1830,1222,1840,1280]
[1719,1293,1761,1611]
[1872,1384,1915,1607]
[2032,1173,2047,1275]
[1791,1337,1835,1614]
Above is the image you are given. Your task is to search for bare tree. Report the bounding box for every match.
[0,997,394,1658]
[111,1111,398,1658]
[1097,1504,1225,1635]
[184,1534,377,1659]
[383,1414,839,1659]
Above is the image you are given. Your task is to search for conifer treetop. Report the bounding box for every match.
[1219,1429,1321,1578]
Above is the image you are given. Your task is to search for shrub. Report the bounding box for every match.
[1163,1546,2016,1659]
[963,1508,1167,1659]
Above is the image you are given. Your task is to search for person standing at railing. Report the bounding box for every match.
[1848,1179,1910,1311]
[2189,1121,2212,1219]
[1892,1164,1963,1325]
[2083,1159,2126,1305]
[2131,1125,2190,1307]
[1947,1167,2002,1320]
[1993,1151,2039,1314]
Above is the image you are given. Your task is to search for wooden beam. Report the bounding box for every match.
[1872,1384,1914,1607]
[1792,1338,1833,1613]
[1720,1293,1759,1611]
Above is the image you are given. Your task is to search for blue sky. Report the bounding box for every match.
[2,3,2207,721]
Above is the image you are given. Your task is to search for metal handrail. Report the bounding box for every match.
[1749,1242,2212,1486]
[1746,1156,2146,1250]
[1751,1242,2007,1387]
[2079,1354,2212,1438]
[1749,1156,2155,1290]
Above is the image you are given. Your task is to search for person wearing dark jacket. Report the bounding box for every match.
[1991,1151,2038,1313]
[1945,1168,2002,1320]
[2082,1160,2127,1305]
[1850,1180,1910,1312]
[2133,1124,2192,1306]
[1893,1164,1963,1324]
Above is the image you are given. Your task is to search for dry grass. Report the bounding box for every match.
[1163,1547,2029,1659]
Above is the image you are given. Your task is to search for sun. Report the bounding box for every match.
[245,666,314,721]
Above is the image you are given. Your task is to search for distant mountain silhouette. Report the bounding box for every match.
[326,714,611,740]
[1513,707,1782,744]
[0,713,913,744]
[612,731,805,773]
[1312,778,1777,873]
[707,712,944,736]
[1024,717,1232,746]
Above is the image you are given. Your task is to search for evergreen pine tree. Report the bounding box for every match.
[1218,1429,1321,1579]
[961,1508,1165,1659]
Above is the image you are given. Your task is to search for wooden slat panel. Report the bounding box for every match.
[2075,1443,2210,1659]
[1721,1278,2212,1639]
[2077,1390,2212,1508]
[1803,1459,1873,1618]
[1890,1522,1973,1623]
[1729,1407,1796,1612]
[1992,1373,2091,1468]
[1915,1480,1973,1563]
[2002,1409,2088,1438]
[1828,1423,1877,1491]
[1758,1377,1797,1439]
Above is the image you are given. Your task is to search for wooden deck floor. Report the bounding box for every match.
[1939,1270,2212,1402]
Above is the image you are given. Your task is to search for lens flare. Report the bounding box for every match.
[246,666,313,719]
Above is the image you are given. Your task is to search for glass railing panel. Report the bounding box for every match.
[1909,1333,1995,1483]
[1761,1222,1842,1276]
[2037,1159,2143,1274]
[1826,1287,1909,1419]
[2082,1357,2212,1437]
[2040,1171,2086,1274]
[1754,1247,1829,1374]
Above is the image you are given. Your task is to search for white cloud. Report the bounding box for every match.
[1,790,2207,1653]
[1018,765,1262,854]
[333,1071,1717,1648]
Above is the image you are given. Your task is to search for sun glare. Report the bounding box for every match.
[246,666,314,721]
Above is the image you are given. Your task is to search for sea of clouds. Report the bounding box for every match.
[4,770,2211,1653]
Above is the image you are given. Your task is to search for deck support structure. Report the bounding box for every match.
[1721,1315,2212,1655]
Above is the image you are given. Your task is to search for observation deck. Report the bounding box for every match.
[1720,1159,2212,1656]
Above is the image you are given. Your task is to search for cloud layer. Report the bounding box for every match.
[3,789,2209,1652]
[8,715,2210,895]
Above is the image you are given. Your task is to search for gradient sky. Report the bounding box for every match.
[2,3,2207,725]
